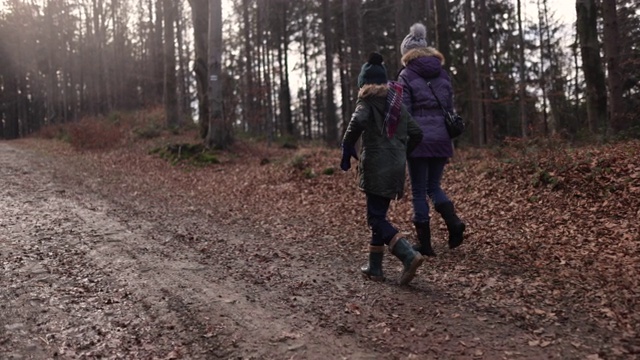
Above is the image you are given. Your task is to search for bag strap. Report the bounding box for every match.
[427,82,448,116]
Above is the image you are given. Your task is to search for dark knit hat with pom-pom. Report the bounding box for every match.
[357,52,388,88]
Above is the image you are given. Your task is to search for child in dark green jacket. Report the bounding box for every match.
[340,52,424,285]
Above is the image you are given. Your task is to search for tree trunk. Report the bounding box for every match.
[464,0,483,145]
[537,0,549,136]
[242,0,256,134]
[302,3,312,139]
[601,0,625,133]
[576,0,607,134]
[434,0,450,66]
[163,0,179,128]
[279,5,293,137]
[175,2,191,118]
[322,0,338,145]
[346,0,361,135]
[206,0,231,149]
[517,0,527,138]
[188,0,210,138]
[479,0,493,144]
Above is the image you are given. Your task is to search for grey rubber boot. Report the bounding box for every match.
[361,245,385,281]
[389,234,424,285]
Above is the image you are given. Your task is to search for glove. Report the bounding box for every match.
[340,143,358,171]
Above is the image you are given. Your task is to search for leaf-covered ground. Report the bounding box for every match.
[1,133,638,359]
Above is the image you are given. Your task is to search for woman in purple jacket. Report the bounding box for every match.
[397,23,466,256]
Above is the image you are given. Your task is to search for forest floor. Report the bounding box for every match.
[1,129,639,359]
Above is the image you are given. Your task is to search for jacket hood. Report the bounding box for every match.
[402,47,446,80]
[358,84,388,99]
[401,47,445,66]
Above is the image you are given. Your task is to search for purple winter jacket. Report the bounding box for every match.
[398,47,453,158]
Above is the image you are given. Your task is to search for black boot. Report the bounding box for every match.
[413,221,436,257]
[435,201,466,249]
[361,245,385,281]
[389,234,424,285]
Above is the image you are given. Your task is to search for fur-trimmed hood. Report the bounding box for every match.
[358,83,388,99]
[401,47,446,80]
[401,47,445,67]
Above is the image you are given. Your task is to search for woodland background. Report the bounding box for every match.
[0,0,638,148]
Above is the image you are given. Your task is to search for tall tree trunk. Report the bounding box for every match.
[206,0,231,149]
[279,5,293,136]
[434,0,450,66]
[242,0,256,134]
[322,0,337,145]
[537,0,549,136]
[302,3,312,139]
[345,0,361,135]
[175,2,190,118]
[188,0,209,138]
[395,0,409,71]
[464,0,483,145]
[154,0,164,102]
[601,0,625,133]
[479,0,493,144]
[576,0,607,134]
[340,0,351,134]
[163,0,179,127]
[517,0,527,138]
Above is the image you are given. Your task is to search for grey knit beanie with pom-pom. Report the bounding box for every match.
[357,52,388,88]
[400,23,428,55]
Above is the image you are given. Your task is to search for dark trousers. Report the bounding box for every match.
[407,157,451,223]
[366,193,398,246]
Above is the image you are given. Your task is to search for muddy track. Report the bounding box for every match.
[0,141,614,359]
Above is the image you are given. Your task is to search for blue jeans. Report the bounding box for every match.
[365,193,398,246]
[407,157,451,223]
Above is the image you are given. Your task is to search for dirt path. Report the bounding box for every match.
[0,141,619,359]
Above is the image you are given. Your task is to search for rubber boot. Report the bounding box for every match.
[361,245,384,282]
[435,201,465,249]
[389,234,424,285]
[413,221,436,257]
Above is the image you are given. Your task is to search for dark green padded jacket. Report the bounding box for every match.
[342,84,423,199]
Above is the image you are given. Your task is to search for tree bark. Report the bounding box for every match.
[242,0,256,134]
[163,0,179,128]
[206,0,231,149]
[601,0,625,133]
[464,0,483,145]
[188,0,210,138]
[434,0,450,66]
[479,0,493,144]
[517,0,527,138]
[576,0,607,134]
[322,0,338,145]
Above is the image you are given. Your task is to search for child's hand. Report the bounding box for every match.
[340,143,359,171]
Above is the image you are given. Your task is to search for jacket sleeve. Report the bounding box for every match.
[342,100,368,146]
[403,106,423,154]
